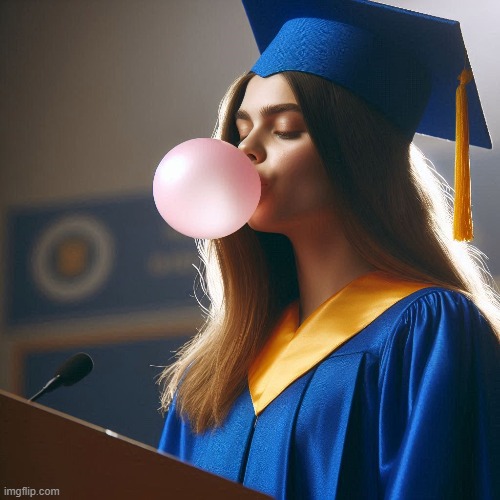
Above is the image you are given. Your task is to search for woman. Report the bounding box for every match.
[158,1,499,498]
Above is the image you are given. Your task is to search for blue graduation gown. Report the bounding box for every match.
[158,288,499,499]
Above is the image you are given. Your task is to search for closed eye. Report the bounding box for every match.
[274,131,302,139]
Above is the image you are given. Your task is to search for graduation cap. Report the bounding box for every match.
[241,0,492,241]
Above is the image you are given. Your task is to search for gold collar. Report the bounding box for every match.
[248,272,431,415]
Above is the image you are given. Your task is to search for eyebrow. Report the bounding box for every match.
[235,103,302,121]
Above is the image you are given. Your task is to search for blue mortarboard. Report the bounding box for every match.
[241,0,492,240]
[242,0,491,149]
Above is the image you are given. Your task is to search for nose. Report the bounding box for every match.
[238,133,266,164]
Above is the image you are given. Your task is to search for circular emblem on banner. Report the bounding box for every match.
[31,215,115,303]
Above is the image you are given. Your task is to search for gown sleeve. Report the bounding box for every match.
[379,290,499,499]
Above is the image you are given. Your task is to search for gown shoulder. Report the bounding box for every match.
[375,287,499,499]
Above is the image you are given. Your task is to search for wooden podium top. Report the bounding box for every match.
[0,389,271,499]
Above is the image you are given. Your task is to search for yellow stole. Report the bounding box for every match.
[248,272,432,415]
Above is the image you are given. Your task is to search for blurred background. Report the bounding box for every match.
[1,0,499,448]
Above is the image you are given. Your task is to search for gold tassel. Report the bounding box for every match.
[453,68,474,241]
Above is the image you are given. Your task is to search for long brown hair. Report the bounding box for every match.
[160,71,500,433]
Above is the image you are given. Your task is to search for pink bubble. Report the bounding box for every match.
[153,138,261,239]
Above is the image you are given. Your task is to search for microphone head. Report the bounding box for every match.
[54,352,94,386]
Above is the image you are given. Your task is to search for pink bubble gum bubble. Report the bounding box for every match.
[153,138,261,239]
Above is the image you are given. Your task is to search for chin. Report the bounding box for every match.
[248,215,288,236]
[248,217,275,234]
[248,219,269,233]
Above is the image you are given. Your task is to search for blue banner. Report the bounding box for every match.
[5,194,199,326]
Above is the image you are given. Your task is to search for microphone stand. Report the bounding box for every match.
[29,375,62,402]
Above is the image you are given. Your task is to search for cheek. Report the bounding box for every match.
[275,148,332,202]
[275,144,320,181]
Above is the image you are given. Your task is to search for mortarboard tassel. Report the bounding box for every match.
[453,68,474,241]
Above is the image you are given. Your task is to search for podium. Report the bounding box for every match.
[0,390,270,499]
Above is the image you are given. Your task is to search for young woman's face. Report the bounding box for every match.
[236,74,336,235]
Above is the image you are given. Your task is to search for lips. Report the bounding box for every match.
[259,176,269,188]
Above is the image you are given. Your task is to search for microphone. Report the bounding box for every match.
[29,352,94,402]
